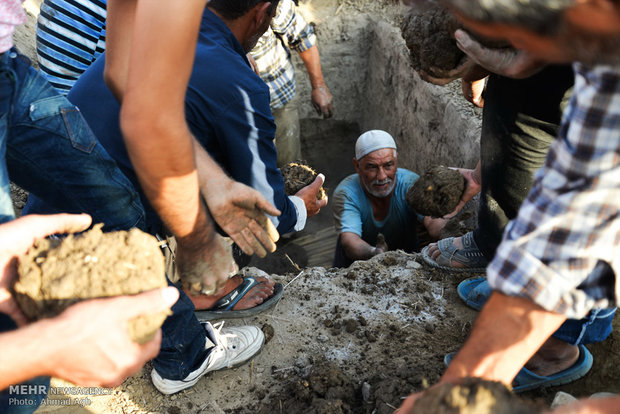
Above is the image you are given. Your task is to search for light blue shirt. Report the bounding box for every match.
[333,168,422,252]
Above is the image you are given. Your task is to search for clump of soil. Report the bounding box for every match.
[401,2,509,78]
[411,378,544,414]
[13,224,168,344]
[281,160,327,200]
[401,2,463,77]
[407,166,465,217]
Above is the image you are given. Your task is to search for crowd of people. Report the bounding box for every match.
[1,0,619,412]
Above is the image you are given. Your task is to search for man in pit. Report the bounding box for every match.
[332,130,444,267]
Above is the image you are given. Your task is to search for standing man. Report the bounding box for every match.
[250,0,333,167]
[398,0,620,410]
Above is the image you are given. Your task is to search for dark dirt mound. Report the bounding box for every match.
[407,165,465,217]
[412,378,545,414]
[401,2,463,76]
[14,225,168,343]
[282,160,327,200]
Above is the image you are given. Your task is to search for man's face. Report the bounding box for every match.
[354,149,398,198]
[451,1,620,64]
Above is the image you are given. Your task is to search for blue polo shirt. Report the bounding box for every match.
[68,7,300,234]
[332,169,421,252]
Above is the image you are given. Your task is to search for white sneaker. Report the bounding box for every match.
[151,322,265,394]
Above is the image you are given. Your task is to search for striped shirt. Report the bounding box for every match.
[249,0,316,109]
[36,0,106,94]
[0,0,26,53]
[487,63,620,320]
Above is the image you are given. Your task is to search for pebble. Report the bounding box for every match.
[317,334,329,342]
[406,260,421,269]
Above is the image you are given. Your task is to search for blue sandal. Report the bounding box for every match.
[421,231,488,273]
[194,276,284,322]
[444,345,593,393]
[457,277,491,311]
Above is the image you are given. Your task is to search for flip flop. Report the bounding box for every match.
[457,277,491,311]
[421,232,488,273]
[443,345,593,393]
[194,276,284,322]
[512,345,593,393]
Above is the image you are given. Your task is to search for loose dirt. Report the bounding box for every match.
[407,165,466,217]
[14,225,168,344]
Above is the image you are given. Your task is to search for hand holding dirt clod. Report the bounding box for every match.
[281,161,328,217]
[406,166,466,218]
[0,214,92,327]
[13,223,172,344]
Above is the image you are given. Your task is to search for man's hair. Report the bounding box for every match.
[437,0,577,35]
[209,0,280,20]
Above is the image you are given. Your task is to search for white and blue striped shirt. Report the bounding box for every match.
[36,0,106,94]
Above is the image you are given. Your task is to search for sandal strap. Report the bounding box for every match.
[210,277,258,311]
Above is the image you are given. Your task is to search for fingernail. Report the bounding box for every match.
[161,287,179,305]
[317,173,325,182]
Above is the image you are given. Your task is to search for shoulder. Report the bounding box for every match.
[334,174,362,196]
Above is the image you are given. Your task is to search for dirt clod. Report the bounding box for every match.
[411,378,544,414]
[14,225,168,344]
[401,2,463,77]
[281,160,327,200]
[407,165,465,217]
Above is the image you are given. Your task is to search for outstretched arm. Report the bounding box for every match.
[192,139,281,258]
[340,232,386,261]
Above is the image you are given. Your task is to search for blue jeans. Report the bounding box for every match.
[0,48,207,411]
[0,48,145,230]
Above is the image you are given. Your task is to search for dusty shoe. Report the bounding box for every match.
[151,322,264,394]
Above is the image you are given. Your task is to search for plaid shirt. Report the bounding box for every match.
[249,0,316,109]
[487,63,620,320]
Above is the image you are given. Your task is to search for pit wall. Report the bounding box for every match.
[294,4,482,173]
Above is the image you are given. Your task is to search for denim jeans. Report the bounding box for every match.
[0,48,145,230]
[0,48,207,411]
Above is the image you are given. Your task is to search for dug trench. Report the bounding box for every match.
[12,1,620,413]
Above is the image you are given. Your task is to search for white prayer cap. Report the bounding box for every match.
[355,130,397,160]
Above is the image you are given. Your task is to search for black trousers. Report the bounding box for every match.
[473,65,574,260]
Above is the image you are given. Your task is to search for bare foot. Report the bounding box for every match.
[427,236,467,268]
[184,275,275,311]
[524,337,580,377]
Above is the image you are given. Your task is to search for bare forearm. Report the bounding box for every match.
[0,320,59,389]
[299,45,326,88]
[120,0,211,244]
[192,139,229,190]
[103,0,137,101]
[441,292,567,385]
[341,232,379,261]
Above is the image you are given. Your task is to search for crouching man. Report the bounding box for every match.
[332,130,442,267]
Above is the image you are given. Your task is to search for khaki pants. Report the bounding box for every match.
[272,96,301,167]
